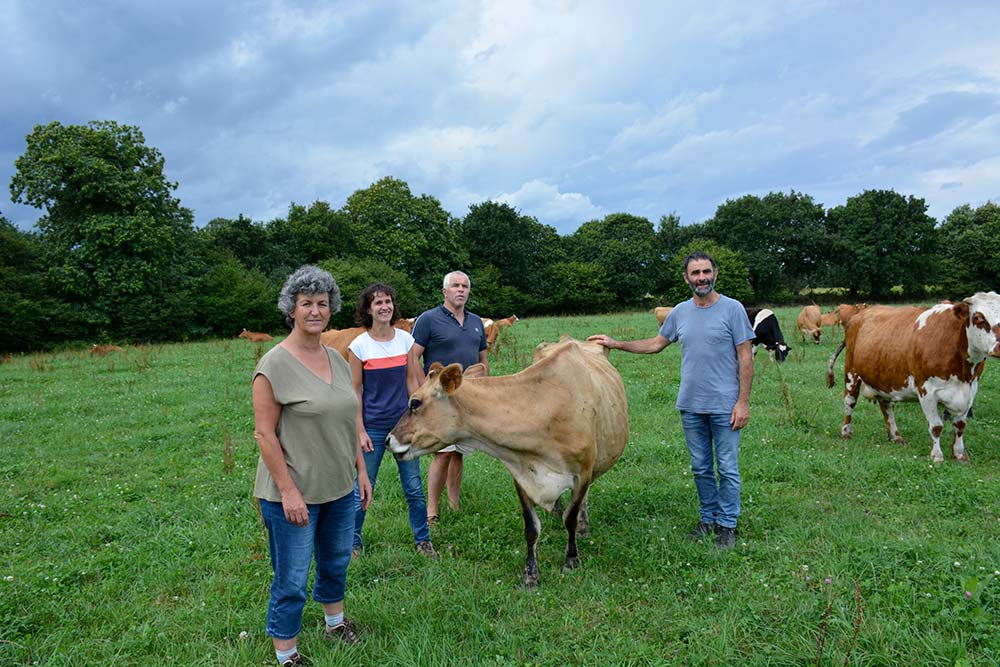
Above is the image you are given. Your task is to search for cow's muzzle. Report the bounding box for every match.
[386,434,414,460]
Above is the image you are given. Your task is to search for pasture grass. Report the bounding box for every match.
[1,308,999,666]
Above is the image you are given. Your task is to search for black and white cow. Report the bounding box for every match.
[745,308,790,363]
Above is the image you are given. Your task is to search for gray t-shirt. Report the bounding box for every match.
[659,294,754,414]
[252,345,359,504]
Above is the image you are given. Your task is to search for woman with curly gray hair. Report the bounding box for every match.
[252,265,372,665]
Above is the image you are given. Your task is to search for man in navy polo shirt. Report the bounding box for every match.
[408,271,489,524]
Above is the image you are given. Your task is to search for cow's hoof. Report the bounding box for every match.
[564,555,580,570]
[954,454,969,463]
[931,455,944,464]
[520,575,539,588]
[840,426,853,439]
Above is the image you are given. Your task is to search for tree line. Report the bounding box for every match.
[3,120,999,352]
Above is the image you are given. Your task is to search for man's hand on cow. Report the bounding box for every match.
[587,334,614,348]
[730,400,750,431]
[282,487,309,526]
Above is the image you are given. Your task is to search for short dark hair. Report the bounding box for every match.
[682,251,718,273]
[354,283,400,329]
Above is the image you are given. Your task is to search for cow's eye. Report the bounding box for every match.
[409,398,422,412]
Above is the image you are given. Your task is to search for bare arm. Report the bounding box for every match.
[252,374,309,526]
[587,333,671,354]
[407,342,426,395]
[730,340,753,430]
[348,350,373,453]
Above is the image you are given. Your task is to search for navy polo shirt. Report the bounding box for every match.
[411,305,487,373]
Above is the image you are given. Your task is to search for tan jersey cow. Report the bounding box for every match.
[387,336,628,586]
[320,324,412,360]
[837,303,868,327]
[796,305,822,344]
[826,293,1000,462]
[654,306,674,327]
[238,329,273,342]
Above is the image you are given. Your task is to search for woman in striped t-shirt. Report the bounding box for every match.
[348,283,436,558]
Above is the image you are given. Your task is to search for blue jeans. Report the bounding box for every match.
[353,427,430,548]
[259,493,354,640]
[679,411,741,529]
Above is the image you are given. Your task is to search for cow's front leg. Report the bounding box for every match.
[514,481,541,587]
[952,417,969,462]
[918,394,946,462]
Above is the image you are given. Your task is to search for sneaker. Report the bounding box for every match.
[687,522,715,542]
[279,652,309,666]
[416,540,437,558]
[715,525,736,550]
[324,619,359,645]
[351,546,362,560]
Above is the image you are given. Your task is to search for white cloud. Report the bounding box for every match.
[495,180,605,233]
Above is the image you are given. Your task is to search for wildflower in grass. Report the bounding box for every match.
[824,577,832,585]
[964,591,972,599]
[954,561,961,568]
[801,565,809,572]
[239,631,248,640]
[4,576,12,582]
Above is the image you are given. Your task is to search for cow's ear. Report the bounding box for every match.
[463,363,487,378]
[953,301,970,322]
[429,361,445,373]
[438,364,464,395]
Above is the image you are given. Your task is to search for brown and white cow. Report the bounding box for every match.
[796,305,822,344]
[386,336,628,586]
[238,329,273,342]
[826,292,1000,462]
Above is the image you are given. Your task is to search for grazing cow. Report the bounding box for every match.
[826,293,1000,462]
[238,329,273,342]
[91,344,123,356]
[744,308,790,362]
[386,336,628,586]
[484,315,519,350]
[819,309,840,329]
[654,306,674,327]
[796,305,823,344]
[394,317,416,333]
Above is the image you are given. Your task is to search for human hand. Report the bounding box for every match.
[730,401,750,431]
[281,487,309,526]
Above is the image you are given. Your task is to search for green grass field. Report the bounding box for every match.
[2,308,999,666]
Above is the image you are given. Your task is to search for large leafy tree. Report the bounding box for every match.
[461,201,562,294]
[935,202,1000,298]
[704,191,826,300]
[823,189,937,298]
[9,121,197,339]
[566,213,659,305]
[343,177,466,304]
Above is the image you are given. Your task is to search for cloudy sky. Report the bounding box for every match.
[3,1,999,235]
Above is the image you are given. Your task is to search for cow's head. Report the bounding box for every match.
[773,343,790,363]
[964,291,1000,358]
[386,362,486,460]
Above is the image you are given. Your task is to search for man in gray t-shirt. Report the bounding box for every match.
[589,251,754,549]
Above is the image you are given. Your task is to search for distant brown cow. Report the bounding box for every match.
[91,344,123,356]
[238,329,273,342]
[395,317,416,333]
[654,306,674,327]
[796,305,822,344]
[484,315,519,350]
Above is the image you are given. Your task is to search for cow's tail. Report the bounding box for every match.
[826,340,846,388]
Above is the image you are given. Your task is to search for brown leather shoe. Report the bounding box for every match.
[324,619,359,645]
[416,540,437,558]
